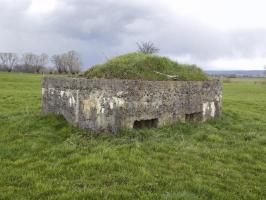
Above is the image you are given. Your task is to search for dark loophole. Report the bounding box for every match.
[185,112,203,122]
[133,118,158,129]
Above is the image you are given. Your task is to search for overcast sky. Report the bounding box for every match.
[1,0,266,70]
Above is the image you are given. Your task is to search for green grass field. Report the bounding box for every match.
[0,72,265,200]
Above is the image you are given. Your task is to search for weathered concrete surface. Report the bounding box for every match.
[42,77,222,132]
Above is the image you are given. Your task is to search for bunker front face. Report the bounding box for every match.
[42,77,222,132]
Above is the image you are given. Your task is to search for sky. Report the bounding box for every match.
[1,0,266,70]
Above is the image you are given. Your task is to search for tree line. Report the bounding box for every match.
[0,50,81,74]
[0,42,159,74]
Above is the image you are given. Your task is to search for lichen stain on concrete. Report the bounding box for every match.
[83,99,96,119]
[47,88,55,95]
[83,92,125,118]
[111,97,125,107]
[59,90,76,107]
[210,102,216,117]
[60,91,64,97]
[69,97,75,107]
[42,88,46,95]
[215,94,223,102]
[202,101,216,119]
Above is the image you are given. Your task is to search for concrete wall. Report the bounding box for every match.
[42,77,222,132]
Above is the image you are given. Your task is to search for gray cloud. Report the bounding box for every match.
[0,0,265,70]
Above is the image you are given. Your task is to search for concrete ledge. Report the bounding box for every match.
[42,77,222,132]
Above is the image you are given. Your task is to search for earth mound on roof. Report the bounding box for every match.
[83,53,208,81]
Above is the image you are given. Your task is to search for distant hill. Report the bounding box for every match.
[206,70,265,77]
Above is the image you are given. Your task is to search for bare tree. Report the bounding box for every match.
[51,54,67,73]
[22,53,34,66]
[65,50,81,74]
[35,53,49,73]
[0,53,18,72]
[137,41,159,54]
[22,53,49,73]
[51,50,81,74]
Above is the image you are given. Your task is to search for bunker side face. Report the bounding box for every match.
[42,77,222,133]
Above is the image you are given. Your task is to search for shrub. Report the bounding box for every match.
[137,41,159,54]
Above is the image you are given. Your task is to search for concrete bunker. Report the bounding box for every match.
[42,77,222,133]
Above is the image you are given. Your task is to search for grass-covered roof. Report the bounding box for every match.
[83,52,208,81]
